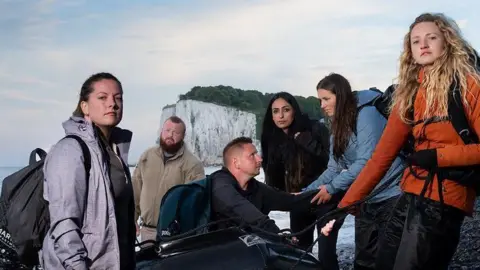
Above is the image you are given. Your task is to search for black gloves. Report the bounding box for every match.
[408,149,438,170]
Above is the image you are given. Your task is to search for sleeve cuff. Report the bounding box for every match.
[436,148,448,167]
[325,184,336,195]
[305,179,321,191]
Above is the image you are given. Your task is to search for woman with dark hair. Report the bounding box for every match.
[305,73,405,270]
[260,92,330,256]
[40,72,136,270]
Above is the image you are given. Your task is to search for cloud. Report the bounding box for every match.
[45,0,403,101]
[1,0,479,166]
[0,90,69,106]
[0,70,57,88]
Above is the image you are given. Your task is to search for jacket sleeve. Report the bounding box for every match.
[43,138,89,270]
[294,121,330,164]
[212,178,280,233]
[132,153,145,223]
[437,78,480,167]
[259,183,317,212]
[305,136,341,191]
[184,159,206,183]
[339,107,411,208]
[325,107,391,195]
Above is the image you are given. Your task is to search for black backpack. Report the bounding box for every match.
[356,85,400,122]
[358,86,395,119]
[355,85,415,158]
[435,82,480,196]
[0,135,91,267]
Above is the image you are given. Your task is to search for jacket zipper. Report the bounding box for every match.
[112,143,128,184]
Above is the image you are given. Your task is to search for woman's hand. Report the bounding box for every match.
[310,185,332,204]
[320,219,336,236]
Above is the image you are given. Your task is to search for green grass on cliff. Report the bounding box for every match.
[166,85,325,139]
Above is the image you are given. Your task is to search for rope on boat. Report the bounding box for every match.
[134,174,397,270]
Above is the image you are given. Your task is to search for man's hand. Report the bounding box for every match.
[310,185,332,205]
[279,233,299,245]
[291,236,299,245]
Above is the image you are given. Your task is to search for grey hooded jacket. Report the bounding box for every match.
[39,117,133,270]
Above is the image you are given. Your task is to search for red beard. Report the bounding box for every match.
[160,137,184,154]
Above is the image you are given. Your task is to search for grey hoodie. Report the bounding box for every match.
[39,116,133,270]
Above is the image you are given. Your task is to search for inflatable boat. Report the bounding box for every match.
[135,227,321,270]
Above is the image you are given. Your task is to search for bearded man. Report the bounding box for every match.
[132,116,205,241]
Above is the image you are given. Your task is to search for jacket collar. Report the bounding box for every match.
[219,167,257,195]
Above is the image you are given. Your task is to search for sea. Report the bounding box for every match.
[0,166,355,255]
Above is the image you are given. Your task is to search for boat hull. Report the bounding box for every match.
[135,228,320,270]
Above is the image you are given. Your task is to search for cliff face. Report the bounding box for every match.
[160,99,260,165]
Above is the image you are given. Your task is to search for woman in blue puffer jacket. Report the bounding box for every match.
[305,73,405,270]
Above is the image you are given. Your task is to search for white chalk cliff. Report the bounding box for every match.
[159,99,260,165]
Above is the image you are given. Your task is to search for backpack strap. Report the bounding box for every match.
[448,82,479,144]
[28,149,47,165]
[63,135,92,225]
[353,91,373,136]
[415,81,480,207]
[64,135,92,179]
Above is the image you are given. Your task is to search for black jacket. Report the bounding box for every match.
[264,119,330,192]
[210,168,317,233]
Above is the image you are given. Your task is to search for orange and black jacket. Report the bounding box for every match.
[340,70,480,215]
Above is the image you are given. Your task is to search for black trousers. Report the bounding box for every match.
[290,192,345,270]
[376,193,465,270]
[354,195,400,270]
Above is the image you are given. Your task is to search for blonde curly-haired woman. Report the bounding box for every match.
[323,13,480,269]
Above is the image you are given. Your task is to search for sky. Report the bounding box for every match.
[0,0,478,167]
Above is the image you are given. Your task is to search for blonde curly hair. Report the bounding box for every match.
[392,13,480,123]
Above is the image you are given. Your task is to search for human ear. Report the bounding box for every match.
[233,158,240,170]
[80,101,89,116]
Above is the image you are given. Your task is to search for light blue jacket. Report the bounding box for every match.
[306,90,405,203]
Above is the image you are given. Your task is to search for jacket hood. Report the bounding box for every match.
[62,116,98,142]
[355,89,382,108]
[62,116,133,163]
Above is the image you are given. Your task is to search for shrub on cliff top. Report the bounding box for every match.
[178,85,325,139]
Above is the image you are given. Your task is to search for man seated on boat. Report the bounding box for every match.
[210,136,318,234]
